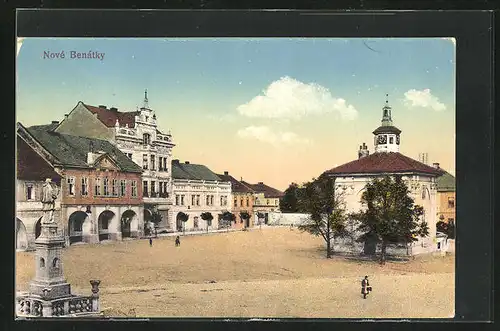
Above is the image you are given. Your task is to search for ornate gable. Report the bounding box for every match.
[93,154,120,171]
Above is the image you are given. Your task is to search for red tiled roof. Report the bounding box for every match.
[323,152,443,177]
[17,136,61,182]
[216,174,254,193]
[242,181,284,198]
[83,104,139,128]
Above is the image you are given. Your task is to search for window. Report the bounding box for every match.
[192,195,196,205]
[103,177,110,196]
[143,133,151,145]
[196,195,200,206]
[181,195,185,206]
[246,197,249,207]
[151,181,156,196]
[143,181,148,196]
[120,180,126,196]
[175,195,179,205]
[240,198,244,207]
[150,155,156,170]
[127,153,133,159]
[210,195,214,206]
[163,158,168,171]
[131,181,137,197]
[421,187,427,199]
[142,154,148,170]
[81,178,88,196]
[267,199,270,205]
[112,179,118,196]
[448,197,455,208]
[95,178,101,196]
[206,195,210,205]
[158,157,163,170]
[26,183,34,200]
[389,136,394,144]
[220,196,224,206]
[67,177,75,196]
[234,198,237,207]
[194,217,199,229]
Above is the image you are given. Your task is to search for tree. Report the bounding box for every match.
[176,212,189,233]
[239,211,251,228]
[221,211,236,232]
[437,220,455,239]
[280,183,300,213]
[256,212,265,229]
[350,175,430,264]
[296,175,349,258]
[200,212,214,233]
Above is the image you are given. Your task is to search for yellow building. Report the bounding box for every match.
[216,172,255,228]
[435,164,456,226]
[242,181,284,225]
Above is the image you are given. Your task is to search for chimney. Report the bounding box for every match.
[98,105,107,109]
[358,143,369,159]
[224,171,229,176]
[64,114,69,119]
[110,107,118,112]
[432,162,440,169]
[172,159,180,164]
[87,152,95,164]
[185,161,190,164]
[258,182,263,184]
[51,120,59,124]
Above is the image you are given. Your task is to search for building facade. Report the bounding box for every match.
[435,166,456,225]
[18,122,145,247]
[53,92,175,232]
[322,96,442,255]
[171,160,231,231]
[241,181,284,225]
[216,172,255,229]
[16,135,62,251]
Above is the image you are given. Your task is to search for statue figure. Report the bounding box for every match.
[41,178,59,224]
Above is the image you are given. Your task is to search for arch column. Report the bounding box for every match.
[82,212,98,244]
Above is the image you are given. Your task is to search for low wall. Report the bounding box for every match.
[267,212,311,226]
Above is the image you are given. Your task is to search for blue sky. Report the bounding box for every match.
[17,38,455,190]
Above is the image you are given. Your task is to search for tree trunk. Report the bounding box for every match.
[380,241,387,264]
[326,237,331,258]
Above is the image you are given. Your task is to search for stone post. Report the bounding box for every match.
[41,300,53,317]
[90,280,100,312]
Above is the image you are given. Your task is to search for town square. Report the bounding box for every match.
[15,37,455,318]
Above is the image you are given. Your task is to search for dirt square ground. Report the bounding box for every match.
[16,227,455,318]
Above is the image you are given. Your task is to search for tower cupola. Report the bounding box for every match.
[373,94,401,153]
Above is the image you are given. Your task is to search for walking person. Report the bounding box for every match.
[361,276,371,299]
[149,237,153,247]
[175,235,181,247]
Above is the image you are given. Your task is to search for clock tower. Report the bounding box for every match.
[373,94,401,153]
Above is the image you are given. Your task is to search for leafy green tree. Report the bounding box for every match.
[280,183,300,213]
[221,211,236,232]
[350,175,430,264]
[200,212,214,233]
[256,212,265,229]
[176,212,189,233]
[239,211,251,228]
[437,220,455,239]
[296,175,349,258]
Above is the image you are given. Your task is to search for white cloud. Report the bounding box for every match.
[404,88,446,111]
[237,125,311,146]
[441,37,456,46]
[206,113,237,123]
[237,76,358,120]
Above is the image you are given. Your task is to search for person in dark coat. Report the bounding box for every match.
[149,237,153,247]
[175,235,181,247]
[361,276,371,299]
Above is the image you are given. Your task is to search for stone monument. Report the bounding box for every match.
[16,178,101,318]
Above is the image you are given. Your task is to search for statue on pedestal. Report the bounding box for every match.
[41,178,59,224]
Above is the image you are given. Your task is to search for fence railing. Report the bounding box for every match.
[16,293,98,318]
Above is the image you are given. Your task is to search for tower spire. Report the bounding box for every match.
[143,89,149,109]
[381,93,392,126]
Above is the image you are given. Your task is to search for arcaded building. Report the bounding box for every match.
[17,122,144,247]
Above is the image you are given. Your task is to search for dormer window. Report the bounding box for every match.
[143,133,151,145]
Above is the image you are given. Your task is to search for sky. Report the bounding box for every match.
[16,38,456,191]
